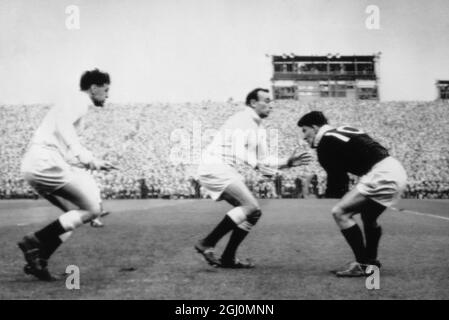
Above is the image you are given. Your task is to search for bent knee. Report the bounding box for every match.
[249,208,262,219]
[243,205,261,219]
[332,205,348,222]
[331,205,343,217]
[245,202,261,214]
[246,208,262,225]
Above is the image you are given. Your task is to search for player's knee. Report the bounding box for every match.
[331,206,347,223]
[246,201,261,213]
[247,209,262,225]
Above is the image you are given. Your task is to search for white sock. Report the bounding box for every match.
[226,207,248,225]
[59,231,73,242]
[59,210,84,231]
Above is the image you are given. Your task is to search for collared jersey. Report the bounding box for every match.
[203,107,286,172]
[30,92,91,159]
[316,125,389,197]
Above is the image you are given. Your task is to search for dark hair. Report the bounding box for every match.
[297,111,328,127]
[80,69,110,91]
[245,88,269,106]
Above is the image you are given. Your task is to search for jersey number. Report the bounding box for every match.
[336,126,364,134]
[325,126,364,142]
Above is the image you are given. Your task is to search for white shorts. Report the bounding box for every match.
[356,156,407,207]
[21,144,101,203]
[197,160,245,201]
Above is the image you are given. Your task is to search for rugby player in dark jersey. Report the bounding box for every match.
[297,111,407,277]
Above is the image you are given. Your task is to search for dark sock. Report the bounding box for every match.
[364,225,382,261]
[221,227,249,262]
[202,215,237,247]
[41,239,63,260]
[34,220,67,259]
[341,224,367,264]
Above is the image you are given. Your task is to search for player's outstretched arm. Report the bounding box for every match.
[279,148,313,170]
[93,160,120,171]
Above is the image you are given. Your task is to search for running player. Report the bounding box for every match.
[195,88,311,268]
[18,69,116,280]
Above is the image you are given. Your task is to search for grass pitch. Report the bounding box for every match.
[0,198,448,299]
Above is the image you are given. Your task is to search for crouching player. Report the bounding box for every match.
[297,111,407,277]
[195,88,311,268]
[18,69,117,281]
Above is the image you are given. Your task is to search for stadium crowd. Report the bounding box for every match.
[1,100,448,200]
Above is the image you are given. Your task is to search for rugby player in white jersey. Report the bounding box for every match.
[18,69,116,280]
[195,88,311,268]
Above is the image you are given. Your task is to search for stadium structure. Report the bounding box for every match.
[436,80,449,100]
[270,53,380,100]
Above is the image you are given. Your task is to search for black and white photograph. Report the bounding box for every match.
[0,0,448,306]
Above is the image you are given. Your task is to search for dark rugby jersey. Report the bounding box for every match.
[316,126,389,198]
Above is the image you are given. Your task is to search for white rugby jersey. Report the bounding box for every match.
[30,92,92,159]
[203,107,287,173]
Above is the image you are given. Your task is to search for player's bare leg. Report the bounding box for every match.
[18,176,102,281]
[46,192,108,227]
[330,187,372,277]
[219,182,260,268]
[44,194,71,212]
[196,180,259,268]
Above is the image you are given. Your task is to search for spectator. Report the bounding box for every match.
[1,100,448,199]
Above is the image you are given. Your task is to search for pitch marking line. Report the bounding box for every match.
[392,207,449,222]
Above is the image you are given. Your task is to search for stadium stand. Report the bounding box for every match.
[1,100,448,199]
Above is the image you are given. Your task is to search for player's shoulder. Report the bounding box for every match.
[323,126,366,140]
[322,128,346,139]
[232,107,251,119]
[226,108,254,126]
[334,125,365,134]
[319,130,350,146]
[54,91,90,115]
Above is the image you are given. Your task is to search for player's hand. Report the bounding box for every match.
[287,148,313,167]
[77,150,96,170]
[95,160,119,171]
[257,164,279,178]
